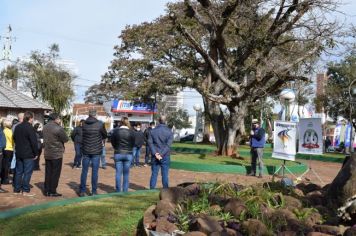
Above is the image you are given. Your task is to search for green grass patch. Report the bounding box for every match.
[0,192,158,236]
[171,153,298,167]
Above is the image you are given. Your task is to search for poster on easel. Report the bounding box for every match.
[272,121,297,161]
[298,118,323,155]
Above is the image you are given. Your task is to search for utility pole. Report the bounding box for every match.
[0,24,17,88]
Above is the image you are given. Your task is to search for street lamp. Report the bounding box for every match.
[348,79,356,154]
[279,89,296,121]
[193,104,202,143]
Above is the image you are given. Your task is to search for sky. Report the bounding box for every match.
[1,0,356,115]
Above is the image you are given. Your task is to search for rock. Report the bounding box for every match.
[143,205,157,228]
[305,211,323,227]
[156,217,179,234]
[223,198,247,218]
[278,231,297,236]
[184,183,201,196]
[260,204,275,219]
[189,214,223,234]
[208,194,229,205]
[241,219,268,236]
[271,209,297,223]
[183,231,207,236]
[306,191,324,206]
[344,227,356,236]
[210,228,242,236]
[294,188,305,197]
[307,232,333,236]
[210,204,222,213]
[313,225,341,235]
[304,184,322,194]
[284,218,313,235]
[155,200,176,218]
[159,187,186,204]
[284,196,303,211]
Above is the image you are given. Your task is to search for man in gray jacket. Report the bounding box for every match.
[43,113,69,197]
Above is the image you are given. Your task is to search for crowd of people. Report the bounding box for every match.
[0,110,173,197]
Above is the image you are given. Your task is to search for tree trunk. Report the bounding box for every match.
[326,153,356,208]
[221,105,247,157]
[202,110,211,143]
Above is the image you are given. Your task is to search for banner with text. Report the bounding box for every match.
[298,118,323,155]
[272,121,297,161]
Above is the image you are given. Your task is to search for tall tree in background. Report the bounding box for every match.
[106,0,338,156]
[84,81,122,104]
[166,108,192,130]
[0,64,20,85]
[21,44,75,113]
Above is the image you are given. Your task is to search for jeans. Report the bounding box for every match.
[80,155,100,194]
[73,143,82,167]
[250,147,264,175]
[14,158,34,192]
[100,148,106,168]
[144,145,151,164]
[150,156,170,189]
[132,147,141,166]
[114,154,133,192]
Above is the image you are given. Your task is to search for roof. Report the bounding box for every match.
[0,82,52,110]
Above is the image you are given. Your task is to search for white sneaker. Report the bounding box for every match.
[23,192,36,197]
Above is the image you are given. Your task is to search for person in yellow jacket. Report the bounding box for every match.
[2,119,14,185]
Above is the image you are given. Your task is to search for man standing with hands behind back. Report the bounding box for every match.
[148,116,173,189]
[43,113,69,197]
[249,119,266,178]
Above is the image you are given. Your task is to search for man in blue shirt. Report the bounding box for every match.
[249,119,266,178]
[148,116,173,189]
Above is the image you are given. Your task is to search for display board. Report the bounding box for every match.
[298,118,323,155]
[272,121,297,161]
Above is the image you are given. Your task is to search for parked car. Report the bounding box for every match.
[180,134,195,142]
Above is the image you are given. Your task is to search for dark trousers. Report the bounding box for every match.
[73,143,82,167]
[2,150,13,183]
[44,158,63,194]
[34,148,42,170]
[0,153,3,187]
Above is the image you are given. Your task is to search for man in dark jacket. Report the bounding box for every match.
[79,110,107,197]
[43,113,69,197]
[148,116,173,189]
[132,122,145,167]
[71,119,84,169]
[248,119,266,178]
[143,122,155,166]
[13,111,38,196]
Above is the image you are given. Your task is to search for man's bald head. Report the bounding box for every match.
[158,115,166,124]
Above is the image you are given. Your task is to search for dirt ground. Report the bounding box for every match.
[0,143,343,211]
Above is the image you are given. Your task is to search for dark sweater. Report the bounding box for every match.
[13,121,39,159]
[133,130,145,147]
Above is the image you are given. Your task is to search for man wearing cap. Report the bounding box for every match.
[43,113,69,197]
[249,119,266,178]
[79,109,107,197]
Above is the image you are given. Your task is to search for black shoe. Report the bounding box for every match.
[90,192,98,196]
[101,166,106,169]
[33,168,40,171]
[248,172,256,176]
[258,174,263,178]
[49,192,62,197]
[44,192,50,196]
[79,192,85,197]
[2,180,10,185]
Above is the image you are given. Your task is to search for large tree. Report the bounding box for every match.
[106,0,338,156]
[21,44,75,113]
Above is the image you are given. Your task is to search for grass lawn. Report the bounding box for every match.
[0,192,158,236]
[171,153,299,166]
[172,142,345,159]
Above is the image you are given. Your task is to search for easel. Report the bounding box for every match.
[297,155,325,185]
[273,159,297,179]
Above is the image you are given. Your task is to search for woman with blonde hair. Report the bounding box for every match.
[2,119,14,185]
[110,117,135,192]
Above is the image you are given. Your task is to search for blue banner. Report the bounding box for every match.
[344,123,352,148]
[111,100,157,114]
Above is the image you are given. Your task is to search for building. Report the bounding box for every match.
[0,82,52,123]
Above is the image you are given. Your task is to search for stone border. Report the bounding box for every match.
[0,190,158,219]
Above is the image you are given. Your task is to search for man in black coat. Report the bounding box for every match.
[132,122,145,167]
[79,110,107,197]
[43,113,69,197]
[71,119,84,168]
[13,111,38,196]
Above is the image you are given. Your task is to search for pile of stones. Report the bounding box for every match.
[143,182,356,236]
